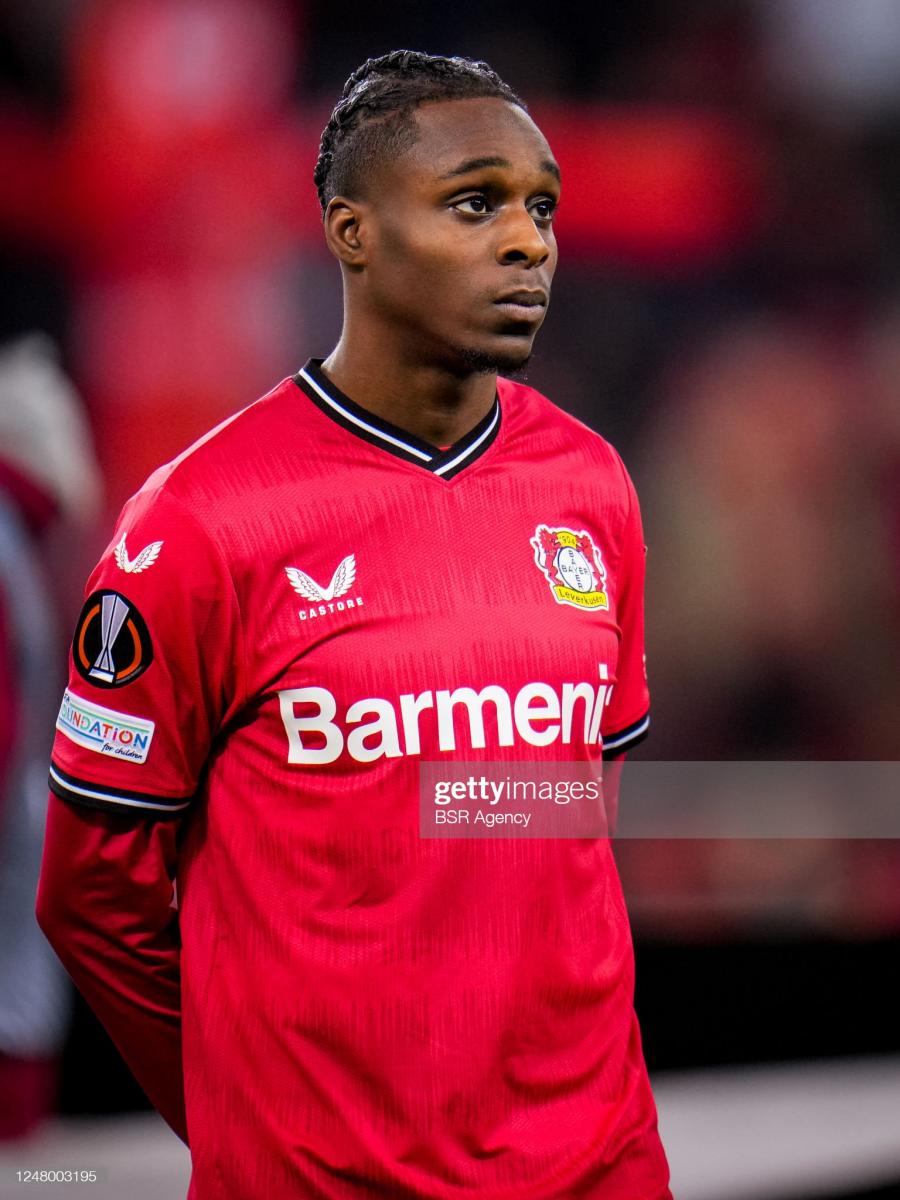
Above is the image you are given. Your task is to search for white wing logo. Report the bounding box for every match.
[114,533,164,574]
[286,554,356,602]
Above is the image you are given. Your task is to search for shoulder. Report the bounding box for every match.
[148,377,298,497]
[497,375,636,497]
[121,377,301,531]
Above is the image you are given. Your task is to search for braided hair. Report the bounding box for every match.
[314,50,525,215]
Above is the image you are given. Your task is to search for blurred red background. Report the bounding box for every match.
[1,0,898,1138]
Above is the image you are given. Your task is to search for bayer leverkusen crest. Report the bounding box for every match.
[530,525,609,611]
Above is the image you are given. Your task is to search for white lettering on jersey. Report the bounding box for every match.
[278,687,344,764]
[345,697,403,762]
[514,683,561,747]
[435,686,514,751]
[398,691,433,755]
[297,596,364,620]
[589,663,611,744]
[278,666,615,765]
[561,682,596,743]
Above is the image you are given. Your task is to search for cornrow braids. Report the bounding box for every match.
[314,50,526,215]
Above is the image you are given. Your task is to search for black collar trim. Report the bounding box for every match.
[293,359,501,480]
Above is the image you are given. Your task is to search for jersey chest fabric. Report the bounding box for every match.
[50,364,669,1199]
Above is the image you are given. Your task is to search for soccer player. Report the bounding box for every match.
[37,51,671,1199]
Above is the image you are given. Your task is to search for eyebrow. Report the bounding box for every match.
[440,155,561,183]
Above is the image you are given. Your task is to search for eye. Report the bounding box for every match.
[529,197,557,224]
[451,195,492,216]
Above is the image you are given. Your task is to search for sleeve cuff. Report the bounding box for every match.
[602,711,650,760]
[49,761,194,819]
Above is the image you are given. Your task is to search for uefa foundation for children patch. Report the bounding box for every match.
[56,689,155,763]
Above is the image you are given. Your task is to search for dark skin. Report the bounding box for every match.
[321,96,560,448]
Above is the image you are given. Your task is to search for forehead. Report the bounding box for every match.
[401,96,557,183]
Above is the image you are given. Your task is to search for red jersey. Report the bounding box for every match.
[42,361,669,1199]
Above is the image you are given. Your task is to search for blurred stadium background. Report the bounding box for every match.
[0,1,898,1197]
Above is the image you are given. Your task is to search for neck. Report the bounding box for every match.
[321,319,497,448]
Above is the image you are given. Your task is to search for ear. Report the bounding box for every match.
[323,196,370,268]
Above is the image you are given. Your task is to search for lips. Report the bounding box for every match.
[493,289,548,309]
[492,289,548,324]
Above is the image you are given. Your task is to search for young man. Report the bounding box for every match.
[37,51,671,1199]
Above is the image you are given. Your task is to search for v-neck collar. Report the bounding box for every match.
[293,359,501,481]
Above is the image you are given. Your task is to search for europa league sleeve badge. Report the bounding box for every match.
[72,590,154,688]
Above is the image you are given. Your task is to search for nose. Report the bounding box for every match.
[495,205,552,269]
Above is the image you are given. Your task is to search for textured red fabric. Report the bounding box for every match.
[36,796,188,1143]
[39,369,668,1198]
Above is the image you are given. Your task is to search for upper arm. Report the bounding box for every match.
[36,789,182,937]
[48,485,243,822]
[601,461,650,760]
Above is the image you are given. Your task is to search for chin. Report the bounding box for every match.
[452,340,534,377]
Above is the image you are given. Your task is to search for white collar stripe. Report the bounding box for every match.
[298,367,434,462]
[433,404,500,476]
